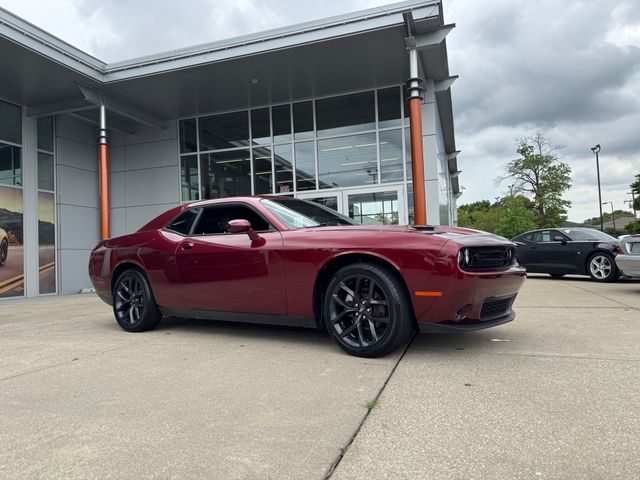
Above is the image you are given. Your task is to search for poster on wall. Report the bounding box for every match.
[38,191,56,294]
[0,185,24,297]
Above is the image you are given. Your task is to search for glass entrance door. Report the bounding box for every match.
[297,185,405,225]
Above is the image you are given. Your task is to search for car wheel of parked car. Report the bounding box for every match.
[587,253,618,282]
[112,269,162,332]
[0,239,7,266]
[323,262,414,358]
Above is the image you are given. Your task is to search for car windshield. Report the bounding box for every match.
[262,198,357,229]
[561,228,617,242]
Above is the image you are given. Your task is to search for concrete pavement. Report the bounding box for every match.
[1,275,639,479]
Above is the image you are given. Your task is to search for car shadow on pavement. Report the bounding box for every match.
[409,329,509,355]
[526,273,640,283]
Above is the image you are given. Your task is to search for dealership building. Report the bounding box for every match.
[0,0,460,299]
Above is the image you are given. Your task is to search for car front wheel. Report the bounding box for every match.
[0,239,7,266]
[323,262,414,358]
[588,253,618,282]
[112,269,162,332]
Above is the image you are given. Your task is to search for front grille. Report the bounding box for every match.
[459,246,515,270]
[480,295,515,320]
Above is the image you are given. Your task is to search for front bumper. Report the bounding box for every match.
[418,311,515,333]
[615,254,640,278]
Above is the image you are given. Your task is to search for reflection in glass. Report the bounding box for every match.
[377,87,402,129]
[348,191,399,225]
[316,91,375,137]
[272,105,291,143]
[251,108,271,145]
[380,130,404,183]
[306,196,338,211]
[405,128,412,182]
[179,119,198,153]
[199,111,249,151]
[0,185,24,298]
[37,152,54,191]
[180,155,199,201]
[200,150,251,199]
[38,191,56,294]
[252,147,273,195]
[0,143,21,186]
[318,133,377,189]
[274,145,294,193]
[293,101,314,140]
[294,142,316,191]
[0,100,21,145]
[37,117,54,152]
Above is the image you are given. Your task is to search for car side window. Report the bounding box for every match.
[192,205,272,235]
[165,208,200,235]
[521,233,534,242]
[539,231,554,243]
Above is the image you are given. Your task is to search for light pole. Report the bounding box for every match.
[602,201,615,231]
[591,144,603,231]
[627,190,637,218]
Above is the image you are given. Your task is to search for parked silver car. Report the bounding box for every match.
[0,227,8,266]
[616,235,640,278]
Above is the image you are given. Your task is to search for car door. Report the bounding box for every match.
[175,203,287,315]
[533,230,575,273]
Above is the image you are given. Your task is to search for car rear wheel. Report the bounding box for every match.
[588,253,618,282]
[0,239,7,266]
[112,269,162,332]
[323,262,414,358]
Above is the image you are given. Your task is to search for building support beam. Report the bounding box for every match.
[406,38,427,226]
[98,104,110,239]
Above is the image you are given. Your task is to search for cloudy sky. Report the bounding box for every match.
[1,0,639,222]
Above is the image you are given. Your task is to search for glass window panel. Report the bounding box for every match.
[37,116,54,152]
[294,142,316,191]
[305,197,338,211]
[380,129,404,183]
[293,101,314,140]
[274,144,294,194]
[199,111,249,151]
[272,105,291,143]
[180,155,199,201]
[0,143,21,186]
[316,91,375,137]
[405,128,412,182]
[348,191,399,225]
[252,147,273,195]
[200,150,251,199]
[407,183,414,225]
[251,108,271,145]
[0,185,24,298]
[38,191,56,294]
[377,87,402,128]
[179,118,198,153]
[37,152,54,191]
[166,208,200,235]
[0,101,21,145]
[318,133,377,189]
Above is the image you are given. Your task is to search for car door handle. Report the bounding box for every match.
[181,242,195,251]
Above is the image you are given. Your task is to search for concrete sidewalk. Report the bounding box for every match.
[1,276,639,479]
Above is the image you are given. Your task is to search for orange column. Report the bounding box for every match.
[408,97,426,225]
[98,104,110,239]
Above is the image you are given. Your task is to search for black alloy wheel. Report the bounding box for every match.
[587,252,618,283]
[323,262,414,358]
[112,269,162,332]
[0,240,7,266]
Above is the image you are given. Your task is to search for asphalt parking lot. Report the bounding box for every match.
[1,275,639,480]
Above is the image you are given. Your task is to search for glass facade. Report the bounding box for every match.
[0,100,24,298]
[178,86,412,205]
[37,117,56,295]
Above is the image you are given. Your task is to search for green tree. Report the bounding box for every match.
[457,200,499,232]
[501,132,572,228]
[631,173,640,212]
[494,195,538,238]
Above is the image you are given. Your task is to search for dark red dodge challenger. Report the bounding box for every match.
[89,196,525,357]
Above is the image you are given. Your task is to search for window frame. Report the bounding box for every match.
[183,202,277,237]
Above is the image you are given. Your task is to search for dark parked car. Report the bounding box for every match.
[89,196,526,358]
[512,227,621,282]
[0,227,8,267]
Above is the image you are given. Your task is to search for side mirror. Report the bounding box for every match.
[554,236,567,245]
[226,219,260,241]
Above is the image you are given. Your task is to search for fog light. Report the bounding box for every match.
[454,304,473,322]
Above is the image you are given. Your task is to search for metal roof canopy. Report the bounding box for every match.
[0,0,457,158]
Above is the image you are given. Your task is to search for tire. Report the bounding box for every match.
[322,262,414,358]
[587,253,618,283]
[0,240,7,267]
[112,269,162,332]
[549,274,565,279]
